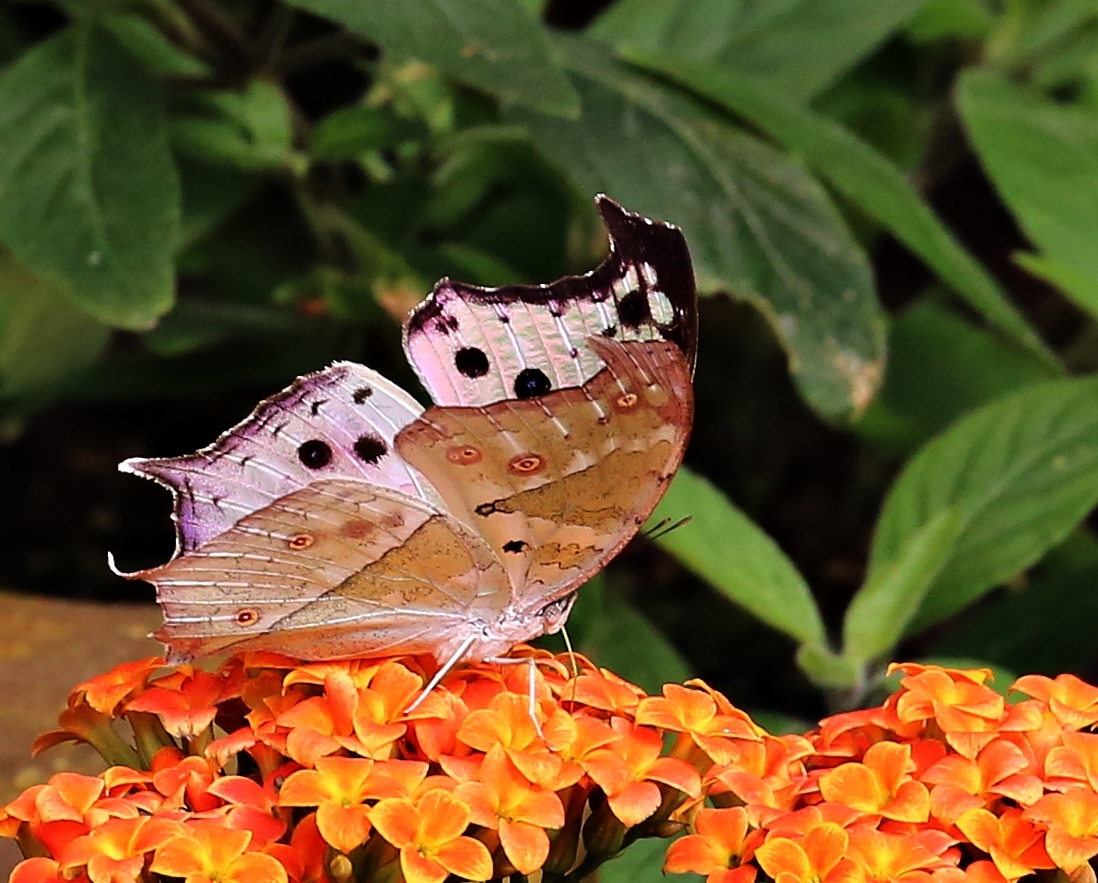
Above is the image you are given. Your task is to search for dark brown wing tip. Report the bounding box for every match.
[594,195,698,370]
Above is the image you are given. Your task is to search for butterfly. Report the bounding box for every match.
[118,196,697,674]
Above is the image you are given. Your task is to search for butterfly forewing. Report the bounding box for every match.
[141,480,510,662]
[395,337,693,611]
[121,363,438,553]
[403,196,697,409]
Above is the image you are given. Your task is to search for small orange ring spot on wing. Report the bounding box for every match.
[288,533,315,550]
[235,609,259,627]
[508,453,546,475]
[615,391,639,410]
[447,445,483,465]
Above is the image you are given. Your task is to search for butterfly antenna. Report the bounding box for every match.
[405,633,477,714]
[644,515,692,543]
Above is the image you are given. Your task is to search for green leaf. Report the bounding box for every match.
[102,13,211,78]
[985,0,1098,67]
[843,506,964,664]
[796,642,862,690]
[311,106,427,159]
[933,531,1098,675]
[580,583,692,694]
[142,300,297,357]
[651,467,825,647]
[958,69,1098,319]
[285,0,580,117]
[0,24,180,329]
[511,36,885,421]
[859,301,1058,454]
[870,376,1098,632]
[623,53,1055,368]
[590,0,927,103]
[906,0,995,42]
[0,251,110,400]
[598,836,673,883]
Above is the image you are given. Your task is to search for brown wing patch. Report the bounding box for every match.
[396,337,692,608]
[137,479,509,662]
[337,515,503,605]
[476,445,672,529]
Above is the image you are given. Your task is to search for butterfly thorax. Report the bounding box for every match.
[440,591,578,665]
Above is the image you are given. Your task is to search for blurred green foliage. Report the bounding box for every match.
[5,0,1098,730]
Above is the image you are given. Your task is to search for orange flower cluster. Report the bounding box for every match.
[6,658,1098,883]
[1,648,745,883]
[665,664,1098,883]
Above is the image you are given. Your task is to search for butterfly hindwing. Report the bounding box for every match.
[139,479,511,662]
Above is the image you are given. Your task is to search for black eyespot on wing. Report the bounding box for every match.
[298,440,333,469]
[455,347,490,378]
[353,434,387,465]
[617,290,650,327]
[352,387,373,404]
[503,539,529,553]
[514,368,551,399]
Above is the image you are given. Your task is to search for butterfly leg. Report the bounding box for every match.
[486,654,546,742]
[405,633,479,714]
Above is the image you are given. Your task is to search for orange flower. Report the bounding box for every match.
[278,756,431,853]
[125,667,235,739]
[558,667,646,716]
[845,825,954,883]
[819,741,930,822]
[277,695,354,767]
[454,745,564,873]
[923,740,1042,824]
[756,822,859,883]
[60,816,181,883]
[278,663,425,765]
[5,773,106,856]
[1024,786,1098,872]
[664,806,760,883]
[544,712,619,786]
[263,812,328,883]
[763,804,864,837]
[369,789,492,883]
[151,752,219,813]
[636,684,760,764]
[9,857,66,883]
[205,774,287,846]
[73,658,165,715]
[1013,674,1098,729]
[582,717,701,826]
[890,665,1006,759]
[457,691,572,787]
[955,809,1053,881]
[707,735,812,813]
[150,822,288,883]
[1045,731,1098,792]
